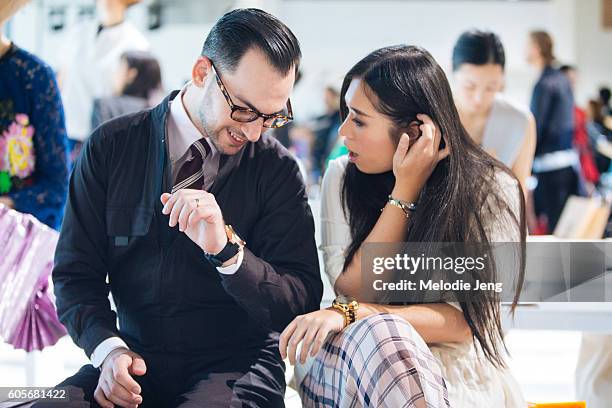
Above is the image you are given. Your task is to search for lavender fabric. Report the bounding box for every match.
[0,204,66,351]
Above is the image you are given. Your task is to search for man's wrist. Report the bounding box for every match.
[91,337,129,368]
[101,346,129,370]
[217,245,244,275]
[221,245,243,267]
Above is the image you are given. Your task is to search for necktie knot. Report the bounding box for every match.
[172,139,211,193]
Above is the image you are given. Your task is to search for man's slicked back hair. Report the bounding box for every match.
[201,8,301,76]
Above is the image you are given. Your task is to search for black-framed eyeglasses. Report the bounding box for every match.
[211,63,293,129]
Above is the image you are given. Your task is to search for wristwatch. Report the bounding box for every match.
[204,225,245,267]
[331,295,359,328]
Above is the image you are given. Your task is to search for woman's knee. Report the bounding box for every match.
[347,313,421,341]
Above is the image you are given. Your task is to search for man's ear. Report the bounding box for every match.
[192,56,212,87]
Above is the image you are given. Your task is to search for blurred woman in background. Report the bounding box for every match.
[452,29,536,196]
[91,50,163,128]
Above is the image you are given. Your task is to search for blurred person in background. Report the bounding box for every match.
[599,87,611,117]
[452,29,536,197]
[91,50,163,129]
[310,84,341,181]
[586,99,612,174]
[560,65,600,192]
[527,30,579,234]
[58,0,149,161]
[0,0,69,230]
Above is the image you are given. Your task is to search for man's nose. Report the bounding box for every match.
[240,119,263,142]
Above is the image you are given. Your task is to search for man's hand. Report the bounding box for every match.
[160,190,227,255]
[94,348,146,408]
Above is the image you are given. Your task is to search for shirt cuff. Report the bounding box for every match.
[90,337,129,368]
[217,248,244,275]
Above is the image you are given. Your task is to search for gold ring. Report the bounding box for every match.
[195,198,200,208]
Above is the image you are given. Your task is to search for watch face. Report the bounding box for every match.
[225,224,245,246]
[335,295,356,305]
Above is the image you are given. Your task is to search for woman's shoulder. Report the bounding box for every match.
[493,168,519,192]
[9,46,53,74]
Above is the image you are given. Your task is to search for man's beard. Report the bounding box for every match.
[197,105,227,154]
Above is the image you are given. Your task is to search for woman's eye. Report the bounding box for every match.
[352,118,364,127]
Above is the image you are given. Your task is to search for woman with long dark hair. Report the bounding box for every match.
[279,45,526,407]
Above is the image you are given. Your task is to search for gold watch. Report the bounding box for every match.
[331,295,359,328]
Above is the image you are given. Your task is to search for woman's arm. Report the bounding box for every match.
[511,113,536,198]
[334,189,415,295]
[357,302,472,343]
[279,300,471,365]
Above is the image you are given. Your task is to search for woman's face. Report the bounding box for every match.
[453,63,503,115]
[113,58,137,96]
[339,78,397,174]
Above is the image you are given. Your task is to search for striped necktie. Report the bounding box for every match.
[171,139,211,193]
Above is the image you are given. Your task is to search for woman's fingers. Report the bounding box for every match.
[393,133,410,164]
[437,141,451,162]
[311,329,329,357]
[417,113,446,155]
[299,325,322,365]
[279,320,297,360]
[286,323,308,365]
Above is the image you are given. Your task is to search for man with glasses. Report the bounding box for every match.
[48,8,322,408]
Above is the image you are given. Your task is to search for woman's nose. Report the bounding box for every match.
[338,118,352,139]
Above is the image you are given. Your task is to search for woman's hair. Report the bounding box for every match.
[530,30,555,65]
[452,30,505,71]
[120,51,162,102]
[339,45,526,368]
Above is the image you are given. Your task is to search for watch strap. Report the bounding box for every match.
[205,241,240,267]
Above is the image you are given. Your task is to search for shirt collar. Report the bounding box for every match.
[168,85,216,162]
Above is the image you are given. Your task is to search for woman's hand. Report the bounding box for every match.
[279,309,345,365]
[392,113,450,199]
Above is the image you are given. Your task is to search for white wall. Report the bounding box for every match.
[5,0,610,120]
[574,0,612,105]
[280,0,578,119]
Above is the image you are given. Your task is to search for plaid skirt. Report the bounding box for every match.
[299,313,451,408]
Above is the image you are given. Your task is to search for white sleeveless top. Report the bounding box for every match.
[482,95,531,168]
